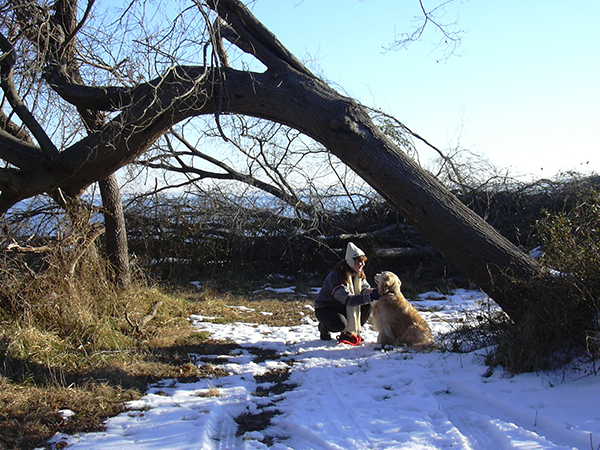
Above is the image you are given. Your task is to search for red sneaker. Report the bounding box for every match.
[338,332,362,346]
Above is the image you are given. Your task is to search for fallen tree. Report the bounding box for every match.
[1,0,597,366]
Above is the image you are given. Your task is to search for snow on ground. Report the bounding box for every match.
[49,289,600,449]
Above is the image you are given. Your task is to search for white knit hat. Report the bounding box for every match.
[345,242,365,267]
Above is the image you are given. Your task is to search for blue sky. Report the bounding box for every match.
[247,0,600,180]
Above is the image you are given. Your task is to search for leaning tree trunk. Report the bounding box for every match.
[217,72,541,320]
[99,174,131,290]
[206,0,546,319]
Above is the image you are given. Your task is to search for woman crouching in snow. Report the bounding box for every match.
[314,242,380,345]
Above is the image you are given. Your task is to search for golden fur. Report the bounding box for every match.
[371,271,433,348]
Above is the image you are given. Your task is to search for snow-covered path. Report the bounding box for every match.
[50,290,600,449]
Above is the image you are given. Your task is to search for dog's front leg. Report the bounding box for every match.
[377,325,395,349]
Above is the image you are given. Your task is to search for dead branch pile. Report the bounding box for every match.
[3,174,599,291]
[118,175,600,287]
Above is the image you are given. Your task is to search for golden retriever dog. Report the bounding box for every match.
[371,271,433,349]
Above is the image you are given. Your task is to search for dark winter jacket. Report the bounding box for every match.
[314,269,376,309]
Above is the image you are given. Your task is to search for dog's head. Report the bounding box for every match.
[374,271,402,295]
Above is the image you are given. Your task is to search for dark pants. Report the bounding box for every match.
[315,303,372,333]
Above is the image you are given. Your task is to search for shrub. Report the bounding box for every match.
[489,183,600,372]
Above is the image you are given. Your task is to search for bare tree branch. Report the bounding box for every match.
[0,110,33,143]
[0,129,44,169]
[386,0,464,61]
[137,128,317,217]
[58,0,96,60]
[0,32,60,162]
[369,107,470,191]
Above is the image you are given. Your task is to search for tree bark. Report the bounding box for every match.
[99,174,131,290]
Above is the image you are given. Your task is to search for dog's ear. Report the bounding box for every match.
[381,274,394,294]
[393,274,402,290]
[383,272,401,294]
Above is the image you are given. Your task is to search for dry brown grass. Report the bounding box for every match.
[0,303,228,449]
[0,246,311,449]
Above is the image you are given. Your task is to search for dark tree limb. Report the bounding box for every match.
[0,111,33,143]
[0,130,44,170]
[44,0,132,289]
[0,33,60,162]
